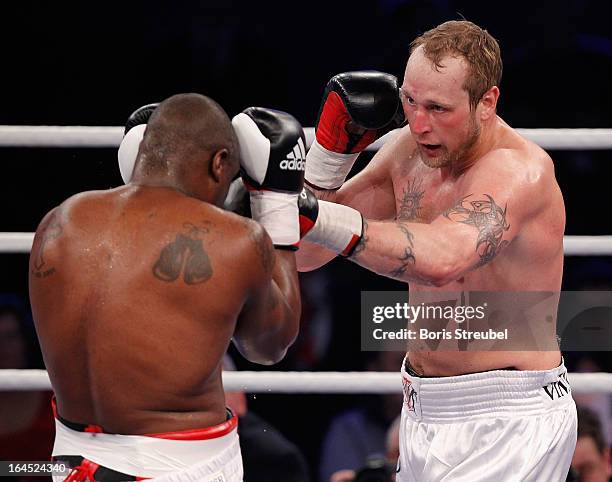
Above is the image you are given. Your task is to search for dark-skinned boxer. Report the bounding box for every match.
[30,93,305,481]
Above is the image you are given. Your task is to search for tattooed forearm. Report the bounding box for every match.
[31,214,63,279]
[444,194,510,267]
[153,222,213,284]
[389,223,416,278]
[396,178,425,221]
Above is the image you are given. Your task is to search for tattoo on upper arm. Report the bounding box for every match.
[153,222,213,284]
[31,213,63,279]
[444,194,510,267]
[248,227,278,310]
[389,222,416,277]
[249,228,275,274]
[396,178,425,221]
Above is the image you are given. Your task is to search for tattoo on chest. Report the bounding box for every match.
[444,194,510,267]
[389,223,416,278]
[153,222,213,284]
[31,215,63,279]
[396,178,425,221]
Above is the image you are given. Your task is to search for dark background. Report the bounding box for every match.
[1,0,612,478]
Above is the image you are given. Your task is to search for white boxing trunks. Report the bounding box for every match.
[397,358,577,482]
[51,403,243,481]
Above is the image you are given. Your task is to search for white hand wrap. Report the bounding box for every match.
[305,139,359,190]
[117,124,146,183]
[250,191,300,246]
[304,200,363,256]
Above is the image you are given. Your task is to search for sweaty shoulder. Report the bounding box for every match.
[478,128,555,187]
[34,189,108,234]
[193,202,276,276]
[471,131,559,219]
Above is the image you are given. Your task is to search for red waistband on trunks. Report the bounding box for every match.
[146,414,237,440]
[52,397,238,440]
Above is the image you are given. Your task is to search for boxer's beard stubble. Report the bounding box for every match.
[421,115,481,169]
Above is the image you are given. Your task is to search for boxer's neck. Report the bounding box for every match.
[441,115,500,179]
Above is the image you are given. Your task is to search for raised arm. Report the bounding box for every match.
[233,222,300,365]
[230,106,306,364]
[304,153,550,286]
[297,134,400,271]
[353,191,515,286]
[297,71,405,271]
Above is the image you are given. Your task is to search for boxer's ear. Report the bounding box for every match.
[209,148,230,183]
[478,86,499,121]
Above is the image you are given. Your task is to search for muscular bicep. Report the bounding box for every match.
[438,192,514,270]
[435,155,551,275]
[237,230,279,325]
[350,150,553,286]
[234,225,278,336]
[352,190,526,286]
[233,223,300,364]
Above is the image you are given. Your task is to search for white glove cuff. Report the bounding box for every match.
[117,124,146,184]
[250,191,300,246]
[304,139,359,190]
[304,200,363,256]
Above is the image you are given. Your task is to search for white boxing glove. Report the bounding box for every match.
[117,103,158,183]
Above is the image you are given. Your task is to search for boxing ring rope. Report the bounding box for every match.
[1,370,612,394]
[2,232,611,255]
[1,126,612,150]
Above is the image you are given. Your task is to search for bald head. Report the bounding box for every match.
[133,93,239,204]
[139,93,236,172]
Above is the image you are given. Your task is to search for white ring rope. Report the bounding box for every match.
[0,126,123,148]
[3,233,611,256]
[0,370,610,394]
[1,126,612,150]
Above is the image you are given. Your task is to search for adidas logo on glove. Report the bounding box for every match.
[280,138,306,171]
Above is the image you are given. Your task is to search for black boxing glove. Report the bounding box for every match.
[305,71,405,190]
[232,107,306,249]
[223,178,252,218]
[117,103,159,183]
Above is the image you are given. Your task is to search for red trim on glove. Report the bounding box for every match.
[341,234,361,257]
[316,91,380,154]
[299,215,316,238]
[316,92,351,152]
